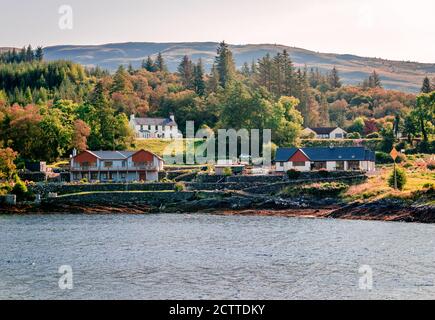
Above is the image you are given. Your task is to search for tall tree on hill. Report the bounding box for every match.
[112,65,133,94]
[318,94,330,126]
[368,70,382,88]
[257,53,273,92]
[35,47,44,61]
[155,52,167,72]
[178,55,194,89]
[193,59,205,96]
[421,76,431,93]
[215,41,236,88]
[207,64,220,93]
[241,62,250,77]
[328,66,341,89]
[143,56,157,72]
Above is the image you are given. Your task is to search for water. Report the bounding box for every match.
[0,213,434,300]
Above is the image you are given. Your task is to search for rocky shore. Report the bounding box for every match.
[1,191,434,223]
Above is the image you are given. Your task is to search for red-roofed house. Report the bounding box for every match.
[70,149,164,182]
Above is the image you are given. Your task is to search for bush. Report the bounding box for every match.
[174,182,185,192]
[11,179,28,201]
[223,167,232,176]
[366,132,380,139]
[286,169,301,179]
[317,168,329,177]
[347,132,361,139]
[388,167,407,190]
[427,161,435,171]
[0,182,13,195]
[375,151,405,164]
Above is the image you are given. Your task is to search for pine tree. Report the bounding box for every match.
[215,41,235,88]
[178,55,194,89]
[207,64,220,93]
[328,66,341,89]
[241,62,250,77]
[193,59,206,96]
[257,53,273,92]
[25,45,34,62]
[421,76,431,93]
[368,70,382,88]
[155,52,167,72]
[318,94,330,126]
[112,65,132,93]
[144,56,156,72]
[35,47,44,61]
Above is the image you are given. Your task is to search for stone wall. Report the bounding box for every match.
[30,182,176,198]
[243,175,368,194]
[0,194,16,205]
[42,191,195,206]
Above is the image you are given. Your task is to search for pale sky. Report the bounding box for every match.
[1,0,434,63]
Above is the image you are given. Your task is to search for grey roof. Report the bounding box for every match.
[308,127,345,134]
[133,117,177,126]
[89,151,136,160]
[275,147,375,162]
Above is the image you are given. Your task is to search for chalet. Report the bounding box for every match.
[275,147,375,172]
[70,149,164,182]
[130,114,183,139]
[302,127,347,139]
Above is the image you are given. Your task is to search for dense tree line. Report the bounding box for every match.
[0,42,434,163]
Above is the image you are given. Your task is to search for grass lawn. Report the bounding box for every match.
[131,138,205,158]
[345,154,435,202]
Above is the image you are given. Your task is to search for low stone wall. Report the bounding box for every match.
[0,194,16,205]
[42,191,195,206]
[244,175,368,194]
[30,182,176,198]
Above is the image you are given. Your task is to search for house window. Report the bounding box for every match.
[336,161,345,170]
[158,125,163,131]
[100,172,107,180]
[120,172,126,180]
[293,161,306,167]
[335,133,343,138]
[348,161,360,170]
[313,161,327,170]
[91,172,98,180]
[73,173,80,180]
[104,161,113,168]
[122,160,127,167]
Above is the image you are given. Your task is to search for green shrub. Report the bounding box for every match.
[366,132,380,139]
[317,168,329,177]
[286,169,301,179]
[375,151,405,164]
[347,132,361,139]
[174,182,185,192]
[11,179,28,201]
[0,182,13,195]
[427,161,435,171]
[388,167,407,190]
[223,167,233,176]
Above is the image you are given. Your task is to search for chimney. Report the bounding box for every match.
[169,113,175,121]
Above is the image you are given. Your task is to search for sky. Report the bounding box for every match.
[1,0,434,63]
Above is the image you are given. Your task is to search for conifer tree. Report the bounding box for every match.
[155,52,167,72]
[178,55,194,89]
[144,56,156,72]
[328,66,341,89]
[421,76,431,93]
[35,47,44,61]
[193,59,206,96]
[215,41,235,88]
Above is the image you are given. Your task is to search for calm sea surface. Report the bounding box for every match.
[1,213,434,299]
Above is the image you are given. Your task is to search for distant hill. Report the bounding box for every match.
[4,42,435,92]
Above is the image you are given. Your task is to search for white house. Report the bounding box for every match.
[130,114,183,139]
[302,127,347,139]
[275,147,376,172]
[70,149,164,182]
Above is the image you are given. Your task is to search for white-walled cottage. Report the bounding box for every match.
[275,147,376,172]
[302,127,347,139]
[130,114,183,139]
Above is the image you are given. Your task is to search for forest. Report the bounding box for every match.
[0,42,434,164]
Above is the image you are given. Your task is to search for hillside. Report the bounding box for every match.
[39,42,435,92]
